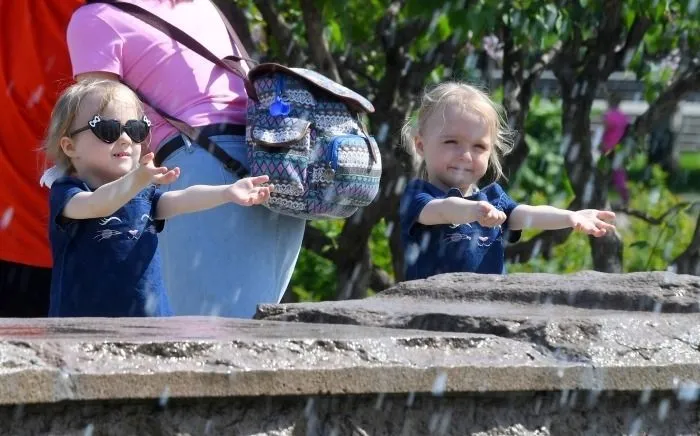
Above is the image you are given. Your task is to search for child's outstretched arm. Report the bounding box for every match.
[62,153,179,219]
[509,205,616,237]
[155,175,272,220]
[418,197,506,228]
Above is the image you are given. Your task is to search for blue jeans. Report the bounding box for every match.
[158,134,305,318]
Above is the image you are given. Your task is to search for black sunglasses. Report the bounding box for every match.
[69,115,151,144]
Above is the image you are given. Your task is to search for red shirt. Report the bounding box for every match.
[0,0,83,267]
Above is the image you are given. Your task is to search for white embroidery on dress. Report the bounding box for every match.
[444,233,472,243]
[99,216,122,226]
[449,222,472,229]
[94,229,121,241]
[127,229,140,239]
[140,214,154,222]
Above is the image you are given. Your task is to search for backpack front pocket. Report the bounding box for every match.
[311,134,382,207]
[248,116,311,198]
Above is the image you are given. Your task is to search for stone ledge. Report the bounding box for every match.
[1,316,699,405]
[2,391,697,436]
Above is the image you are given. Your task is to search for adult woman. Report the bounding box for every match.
[67,0,305,318]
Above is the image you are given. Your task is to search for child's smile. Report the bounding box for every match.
[417,102,492,193]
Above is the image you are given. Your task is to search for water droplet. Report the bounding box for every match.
[204,420,213,435]
[406,391,415,407]
[192,251,202,269]
[420,232,431,252]
[638,387,652,405]
[26,86,44,109]
[628,417,642,436]
[427,10,442,35]
[677,381,699,402]
[0,207,13,230]
[657,398,670,421]
[384,221,394,237]
[374,392,385,410]
[432,371,448,396]
[559,389,569,407]
[395,176,407,195]
[159,386,170,408]
[531,239,543,259]
[84,424,95,436]
[401,60,412,77]
[405,243,420,266]
[586,389,601,408]
[377,123,389,144]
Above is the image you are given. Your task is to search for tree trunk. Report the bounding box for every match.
[672,213,700,275]
[590,233,624,272]
[335,243,372,300]
[560,82,623,273]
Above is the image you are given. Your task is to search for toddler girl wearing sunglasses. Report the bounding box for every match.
[40,79,272,317]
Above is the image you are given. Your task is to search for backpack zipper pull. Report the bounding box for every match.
[269,75,290,117]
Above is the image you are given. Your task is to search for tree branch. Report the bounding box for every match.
[524,41,563,89]
[505,228,575,263]
[602,15,652,76]
[333,51,378,94]
[253,0,306,64]
[403,37,461,93]
[628,65,700,138]
[614,202,699,226]
[299,0,341,82]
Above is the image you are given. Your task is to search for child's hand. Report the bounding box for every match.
[226,175,273,206]
[569,209,616,237]
[137,152,180,185]
[471,201,507,227]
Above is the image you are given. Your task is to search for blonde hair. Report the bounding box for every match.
[42,79,145,177]
[401,81,514,184]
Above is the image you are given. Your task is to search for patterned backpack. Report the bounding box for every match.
[247,66,381,219]
[88,0,382,220]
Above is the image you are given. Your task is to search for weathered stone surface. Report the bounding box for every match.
[0,317,621,405]
[1,272,699,435]
[256,272,700,382]
[1,391,697,436]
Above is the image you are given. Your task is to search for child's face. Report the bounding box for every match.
[416,103,492,193]
[61,88,144,187]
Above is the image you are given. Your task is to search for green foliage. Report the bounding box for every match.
[622,169,697,272]
[290,219,395,302]
[289,220,342,302]
[242,0,700,301]
[510,96,572,203]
